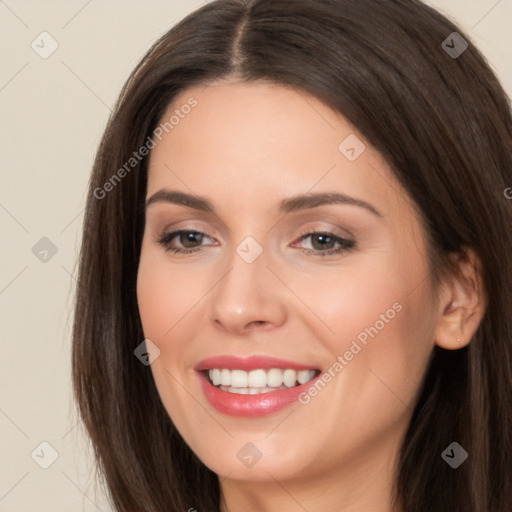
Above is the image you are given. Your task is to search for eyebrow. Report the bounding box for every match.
[145,189,383,218]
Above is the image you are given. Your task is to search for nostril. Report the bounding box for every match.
[247,320,267,329]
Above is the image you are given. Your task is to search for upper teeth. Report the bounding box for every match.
[208,368,316,388]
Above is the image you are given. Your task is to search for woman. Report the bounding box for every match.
[72,0,512,511]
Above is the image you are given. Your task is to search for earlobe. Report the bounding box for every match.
[433,249,487,350]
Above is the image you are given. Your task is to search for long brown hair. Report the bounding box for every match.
[72,1,512,510]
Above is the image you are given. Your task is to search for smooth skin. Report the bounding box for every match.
[136,81,486,512]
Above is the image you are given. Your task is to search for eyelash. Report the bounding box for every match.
[156,229,355,257]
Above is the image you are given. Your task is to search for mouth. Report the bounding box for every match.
[203,367,320,394]
[194,355,322,417]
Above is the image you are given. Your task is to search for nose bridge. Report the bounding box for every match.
[216,237,268,307]
[208,236,287,333]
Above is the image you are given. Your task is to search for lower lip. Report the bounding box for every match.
[197,371,320,417]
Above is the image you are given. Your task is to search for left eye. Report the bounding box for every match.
[293,231,355,256]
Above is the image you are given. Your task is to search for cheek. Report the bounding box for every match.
[136,250,204,342]
[136,251,202,420]
[299,252,434,396]
[294,259,404,347]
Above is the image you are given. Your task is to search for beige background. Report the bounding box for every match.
[0,1,510,510]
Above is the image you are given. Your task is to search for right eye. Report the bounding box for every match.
[156,230,217,254]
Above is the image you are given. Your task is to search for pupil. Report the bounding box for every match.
[182,232,201,248]
[312,234,333,250]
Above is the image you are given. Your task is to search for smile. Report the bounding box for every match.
[206,368,318,394]
[195,355,322,417]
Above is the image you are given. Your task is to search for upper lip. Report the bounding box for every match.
[195,355,320,372]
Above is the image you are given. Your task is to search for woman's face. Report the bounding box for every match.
[137,81,441,489]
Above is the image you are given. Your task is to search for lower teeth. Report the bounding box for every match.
[218,384,293,394]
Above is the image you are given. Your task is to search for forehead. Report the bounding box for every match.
[150,81,345,173]
[146,81,412,223]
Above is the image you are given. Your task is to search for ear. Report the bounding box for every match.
[434,249,487,350]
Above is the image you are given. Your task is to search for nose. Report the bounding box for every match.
[207,245,287,336]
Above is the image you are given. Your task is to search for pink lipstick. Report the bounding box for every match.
[195,355,321,417]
